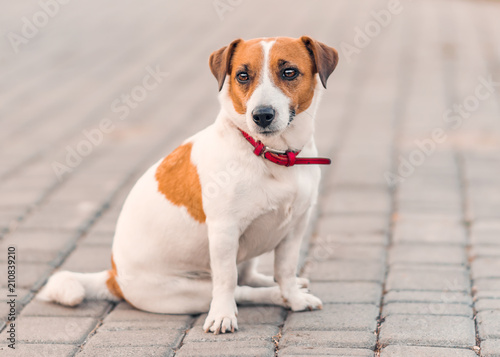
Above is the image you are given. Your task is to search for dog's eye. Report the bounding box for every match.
[236,72,249,83]
[282,68,299,80]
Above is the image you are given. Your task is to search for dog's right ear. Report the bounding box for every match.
[300,36,338,89]
[209,39,242,91]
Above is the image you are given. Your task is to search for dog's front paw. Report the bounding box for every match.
[286,291,323,312]
[203,301,238,334]
[203,312,238,334]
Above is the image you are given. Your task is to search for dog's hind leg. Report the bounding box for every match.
[119,275,214,315]
[238,258,276,287]
[234,285,287,306]
[37,270,122,306]
[238,258,309,288]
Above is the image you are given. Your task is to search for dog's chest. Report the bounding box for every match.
[236,168,318,261]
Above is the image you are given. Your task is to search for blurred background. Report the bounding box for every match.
[1,0,500,355]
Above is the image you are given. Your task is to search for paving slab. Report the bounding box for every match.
[0,344,78,357]
[79,231,115,246]
[308,243,386,262]
[59,245,112,273]
[383,290,472,305]
[20,204,98,231]
[380,345,477,357]
[283,304,378,332]
[185,324,279,343]
[22,299,111,317]
[385,266,470,292]
[306,261,386,282]
[176,341,276,357]
[279,346,374,356]
[311,232,388,245]
[471,245,500,258]
[103,302,193,330]
[321,188,391,215]
[310,282,382,305]
[379,315,476,347]
[76,345,174,357]
[472,258,500,279]
[481,339,500,357]
[0,316,97,344]
[475,299,500,312]
[83,328,184,348]
[382,302,473,317]
[388,244,467,265]
[0,262,52,290]
[279,330,376,349]
[0,230,72,264]
[477,311,500,339]
[317,214,389,235]
[392,220,466,244]
[233,306,287,325]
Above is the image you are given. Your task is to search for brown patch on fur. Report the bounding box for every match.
[209,38,265,114]
[107,255,124,299]
[269,37,319,114]
[155,142,206,223]
[227,39,265,114]
[209,39,242,91]
[300,36,339,89]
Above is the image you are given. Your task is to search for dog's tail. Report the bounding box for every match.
[37,267,123,306]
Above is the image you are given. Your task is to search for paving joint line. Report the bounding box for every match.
[272,316,286,357]
[456,152,481,355]
[71,302,118,356]
[374,5,415,354]
[439,4,481,354]
[171,315,199,356]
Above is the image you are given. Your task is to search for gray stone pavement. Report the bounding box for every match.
[1,0,500,356]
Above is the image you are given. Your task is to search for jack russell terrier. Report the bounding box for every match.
[39,36,339,334]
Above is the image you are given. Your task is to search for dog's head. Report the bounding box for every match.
[209,36,338,141]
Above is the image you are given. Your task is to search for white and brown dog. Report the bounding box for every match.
[39,36,338,334]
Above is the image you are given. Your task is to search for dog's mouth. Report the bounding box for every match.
[258,129,279,136]
[288,108,296,125]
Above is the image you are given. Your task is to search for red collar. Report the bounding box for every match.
[239,129,331,167]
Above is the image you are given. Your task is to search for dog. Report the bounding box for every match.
[38,36,338,334]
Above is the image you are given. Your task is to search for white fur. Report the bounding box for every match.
[38,271,120,306]
[245,41,291,136]
[38,40,326,334]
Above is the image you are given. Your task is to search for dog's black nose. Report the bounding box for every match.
[252,106,275,128]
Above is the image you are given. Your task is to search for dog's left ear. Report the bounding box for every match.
[209,39,242,91]
[300,36,339,89]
